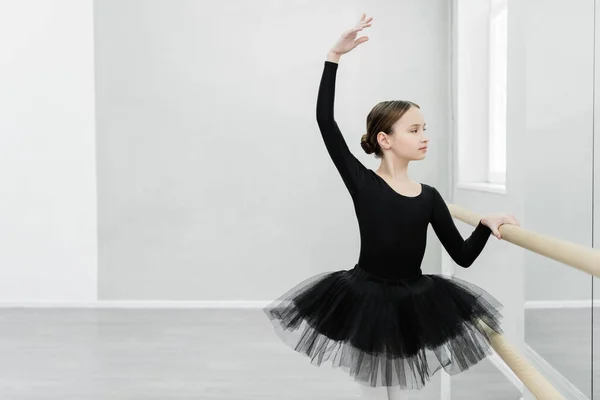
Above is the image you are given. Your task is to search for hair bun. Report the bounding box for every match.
[360,133,375,154]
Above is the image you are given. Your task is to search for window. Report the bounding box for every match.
[488,0,507,184]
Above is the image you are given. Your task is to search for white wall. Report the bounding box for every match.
[94,0,453,301]
[0,1,98,302]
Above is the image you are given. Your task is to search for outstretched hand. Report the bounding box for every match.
[329,13,373,56]
[481,214,520,240]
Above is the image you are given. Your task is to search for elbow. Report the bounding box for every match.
[457,257,475,268]
[316,106,334,125]
[316,113,332,125]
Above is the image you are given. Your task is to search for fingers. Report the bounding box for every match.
[351,22,372,32]
[345,14,372,38]
[493,229,502,239]
[483,214,518,241]
[345,24,371,38]
[356,14,373,28]
[360,18,373,27]
[511,214,520,226]
[354,36,369,47]
[503,214,520,226]
[360,14,373,23]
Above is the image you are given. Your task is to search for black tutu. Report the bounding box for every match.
[263,264,503,389]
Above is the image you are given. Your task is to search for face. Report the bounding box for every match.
[377,106,429,160]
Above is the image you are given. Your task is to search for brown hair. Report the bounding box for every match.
[360,100,420,158]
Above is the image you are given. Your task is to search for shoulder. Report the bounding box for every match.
[420,183,435,194]
[421,183,442,192]
[420,183,442,200]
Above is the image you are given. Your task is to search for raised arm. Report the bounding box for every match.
[315,14,372,197]
[316,59,367,195]
[430,187,492,268]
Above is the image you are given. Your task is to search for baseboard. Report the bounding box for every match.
[525,300,600,309]
[0,300,273,308]
[524,344,589,400]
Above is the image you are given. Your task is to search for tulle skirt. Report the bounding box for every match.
[263,264,503,389]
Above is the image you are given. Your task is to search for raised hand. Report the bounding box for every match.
[329,13,373,57]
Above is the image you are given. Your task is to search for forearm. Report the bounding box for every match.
[431,188,492,268]
[315,54,365,195]
[456,222,492,267]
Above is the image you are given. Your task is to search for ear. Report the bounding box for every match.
[377,132,391,150]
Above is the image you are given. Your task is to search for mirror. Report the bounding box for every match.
[523,0,594,398]
[593,0,600,396]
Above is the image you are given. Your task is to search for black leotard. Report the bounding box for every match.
[316,60,492,279]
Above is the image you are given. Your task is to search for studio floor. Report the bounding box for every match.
[0,308,523,399]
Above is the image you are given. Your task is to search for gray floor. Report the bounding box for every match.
[525,307,597,399]
[0,308,522,399]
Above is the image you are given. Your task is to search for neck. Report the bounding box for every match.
[376,156,411,182]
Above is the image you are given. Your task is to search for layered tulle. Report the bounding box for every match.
[263,264,503,389]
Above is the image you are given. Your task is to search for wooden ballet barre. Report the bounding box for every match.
[449,203,600,278]
[477,320,565,399]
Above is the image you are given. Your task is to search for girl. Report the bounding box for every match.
[263,14,519,400]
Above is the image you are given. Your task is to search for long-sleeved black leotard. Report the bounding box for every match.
[316,60,492,279]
